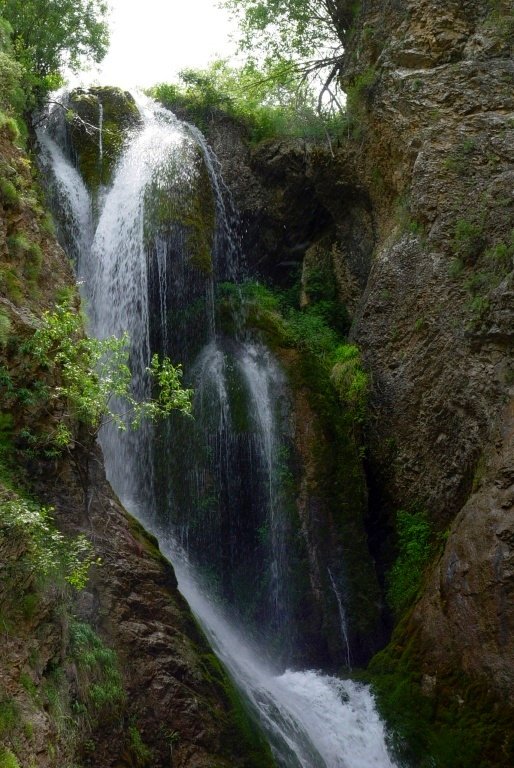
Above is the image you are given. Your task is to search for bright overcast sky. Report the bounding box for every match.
[76,0,238,88]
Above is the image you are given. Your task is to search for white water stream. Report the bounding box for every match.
[37,93,396,768]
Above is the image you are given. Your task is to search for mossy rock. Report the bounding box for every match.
[143,141,215,275]
[368,621,514,767]
[199,653,275,768]
[67,86,142,192]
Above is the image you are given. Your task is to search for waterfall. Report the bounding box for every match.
[37,92,396,768]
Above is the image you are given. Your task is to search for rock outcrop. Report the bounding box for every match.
[342,0,514,701]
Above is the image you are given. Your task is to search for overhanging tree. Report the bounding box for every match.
[222,0,360,109]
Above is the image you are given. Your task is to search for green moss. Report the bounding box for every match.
[0,747,20,768]
[368,624,514,767]
[143,148,215,275]
[126,512,177,579]
[386,509,433,616]
[68,87,141,192]
[200,653,275,767]
[0,176,18,205]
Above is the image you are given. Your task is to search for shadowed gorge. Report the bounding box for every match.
[0,1,513,766]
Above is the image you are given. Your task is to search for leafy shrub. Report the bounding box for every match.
[285,307,341,357]
[0,49,23,112]
[0,497,96,589]
[0,747,20,768]
[27,300,193,443]
[150,60,348,144]
[386,509,433,616]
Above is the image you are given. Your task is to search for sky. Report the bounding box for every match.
[77,0,238,88]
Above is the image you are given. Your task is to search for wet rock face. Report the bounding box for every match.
[67,86,142,192]
[40,450,274,768]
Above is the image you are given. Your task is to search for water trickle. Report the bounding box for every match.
[328,567,352,671]
[98,102,103,162]
[38,91,396,768]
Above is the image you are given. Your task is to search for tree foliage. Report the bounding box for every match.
[0,496,96,589]
[28,301,193,448]
[222,0,360,108]
[151,59,347,143]
[0,0,109,94]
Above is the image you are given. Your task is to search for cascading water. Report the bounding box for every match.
[37,92,396,768]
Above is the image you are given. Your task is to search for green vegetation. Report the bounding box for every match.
[143,147,215,273]
[0,175,18,204]
[443,138,477,174]
[7,233,43,283]
[0,496,96,590]
[330,344,368,422]
[395,194,424,236]
[369,629,514,768]
[0,698,17,737]
[66,87,141,192]
[386,509,433,616]
[1,0,108,100]
[127,725,153,767]
[221,0,361,112]
[345,66,377,125]
[26,299,192,448]
[0,747,20,768]
[450,229,514,323]
[218,278,367,419]
[217,275,381,638]
[0,310,10,345]
[70,621,125,722]
[151,60,348,143]
[452,218,484,263]
[484,0,514,46]
[200,652,275,767]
